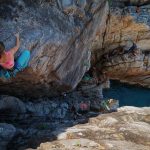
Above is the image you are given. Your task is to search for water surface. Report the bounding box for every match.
[103,80,150,107]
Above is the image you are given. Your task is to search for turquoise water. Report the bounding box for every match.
[103,80,150,107]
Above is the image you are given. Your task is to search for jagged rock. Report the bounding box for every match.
[28,106,150,150]
[92,4,150,87]
[92,5,150,52]
[0,0,109,97]
[0,123,16,150]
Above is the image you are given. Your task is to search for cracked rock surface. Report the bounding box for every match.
[26,106,150,150]
[92,2,150,87]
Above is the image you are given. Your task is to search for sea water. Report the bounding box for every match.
[103,80,150,107]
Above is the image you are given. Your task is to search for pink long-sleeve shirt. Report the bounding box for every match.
[0,51,14,69]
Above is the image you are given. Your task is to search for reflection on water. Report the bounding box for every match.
[103,80,150,107]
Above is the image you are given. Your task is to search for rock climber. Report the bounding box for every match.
[0,33,30,79]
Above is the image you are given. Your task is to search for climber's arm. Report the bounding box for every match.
[10,33,20,55]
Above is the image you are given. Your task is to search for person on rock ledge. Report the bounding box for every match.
[0,33,30,79]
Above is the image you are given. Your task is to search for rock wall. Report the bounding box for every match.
[0,0,149,97]
[92,2,150,87]
[0,0,109,97]
[104,5,150,51]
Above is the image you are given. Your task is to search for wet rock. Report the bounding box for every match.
[0,123,16,150]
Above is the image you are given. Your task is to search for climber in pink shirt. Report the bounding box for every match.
[0,33,30,79]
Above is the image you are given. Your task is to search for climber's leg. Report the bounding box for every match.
[13,50,30,76]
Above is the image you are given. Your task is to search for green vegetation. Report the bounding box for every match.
[108,0,112,5]
[75,141,81,147]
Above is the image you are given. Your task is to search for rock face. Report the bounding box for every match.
[0,2,149,150]
[26,106,150,150]
[0,0,109,97]
[105,5,150,87]
[0,0,150,97]
[101,50,150,87]
[92,3,150,87]
[104,5,150,52]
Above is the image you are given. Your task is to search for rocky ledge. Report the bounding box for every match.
[3,106,150,150]
[0,103,150,150]
[25,106,149,150]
